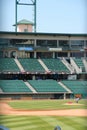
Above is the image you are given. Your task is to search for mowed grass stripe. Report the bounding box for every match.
[11,125,38,130]
[0,117,38,130]
[0,116,51,130]
[0,118,51,130]
[0,116,87,130]
[66,116,87,126]
[0,116,43,125]
[54,116,86,130]
[41,117,77,130]
[0,116,32,123]
[41,117,76,130]
[0,119,32,126]
[0,115,18,120]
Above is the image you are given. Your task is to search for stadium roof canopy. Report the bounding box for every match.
[0,31,87,37]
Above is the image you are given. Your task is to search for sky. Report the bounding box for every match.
[0,0,87,33]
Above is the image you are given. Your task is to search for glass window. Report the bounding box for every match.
[37,52,53,58]
[0,38,35,48]
[70,52,84,57]
[70,40,84,48]
[85,41,87,47]
[59,40,70,50]
[55,52,68,57]
[36,40,57,47]
[59,40,69,47]
[0,38,10,48]
[10,39,34,47]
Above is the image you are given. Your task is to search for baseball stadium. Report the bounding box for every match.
[0,0,87,130]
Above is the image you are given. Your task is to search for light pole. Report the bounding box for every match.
[15,0,36,32]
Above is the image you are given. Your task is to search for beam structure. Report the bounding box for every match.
[15,0,36,32]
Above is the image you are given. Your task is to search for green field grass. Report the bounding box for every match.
[0,99,87,130]
[0,115,87,130]
[8,99,87,110]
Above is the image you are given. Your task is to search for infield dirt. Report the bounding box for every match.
[0,102,87,116]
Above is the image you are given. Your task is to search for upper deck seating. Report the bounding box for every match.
[73,58,84,68]
[0,58,20,72]
[41,58,70,73]
[18,58,45,72]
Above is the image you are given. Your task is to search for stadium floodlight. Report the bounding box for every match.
[15,0,36,32]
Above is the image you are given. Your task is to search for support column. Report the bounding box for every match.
[34,39,36,47]
[57,40,59,47]
[64,93,66,99]
[53,52,55,58]
[15,0,36,32]
[84,40,86,58]
[68,52,70,57]
[15,0,17,32]
[32,75,35,80]
[34,51,36,58]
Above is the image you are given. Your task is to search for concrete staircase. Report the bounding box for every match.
[38,59,49,72]
[62,57,74,74]
[24,81,37,93]
[0,88,3,93]
[14,58,25,72]
[58,81,72,93]
[82,58,87,72]
[70,57,81,73]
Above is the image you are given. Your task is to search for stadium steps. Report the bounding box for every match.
[62,57,74,74]
[38,59,49,72]
[24,81,37,93]
[0,88,3,93]
[70,57,81,73]
[14,58,25,72]
[82,58,87,72]
[73,58,85,73]
[58,81,72,93]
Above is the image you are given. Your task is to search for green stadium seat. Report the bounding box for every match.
[28,79,67,93]
[0,80,32,93]
[61,80,87,97]
[41,58,70,73]
[73,58,84,68]
[18,58,45,72]
[0,58,20,72]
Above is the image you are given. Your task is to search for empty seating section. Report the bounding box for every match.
[18,58,45,72]
[42,58,70,73]
[28,80,67,92]
[0,80,32,92]
[0,79,87,96]
[0,58,20,72]
[73,58,84,68]
[61,80,87,95]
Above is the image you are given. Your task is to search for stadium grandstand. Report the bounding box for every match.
[0,31,87,99]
